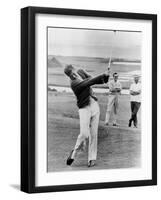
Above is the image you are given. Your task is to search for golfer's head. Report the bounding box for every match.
[134,75,140,83]
[113,72,119,82]
[64,65,79,80]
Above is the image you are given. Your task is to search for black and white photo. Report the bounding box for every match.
[21,7,157,193]
[47,28,142,172]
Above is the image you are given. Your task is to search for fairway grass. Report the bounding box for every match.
[47,92,141,172]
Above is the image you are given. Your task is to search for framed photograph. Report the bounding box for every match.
[21,6,157,193]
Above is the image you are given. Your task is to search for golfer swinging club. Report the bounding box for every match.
[64,65,110,167]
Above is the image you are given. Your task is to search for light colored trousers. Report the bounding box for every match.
[72,99,100,162]
[105,94,119,124]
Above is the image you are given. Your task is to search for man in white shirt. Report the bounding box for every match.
[105,72,122,126]
[129,75,141,128]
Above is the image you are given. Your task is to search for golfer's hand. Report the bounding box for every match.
[104,68,110,76]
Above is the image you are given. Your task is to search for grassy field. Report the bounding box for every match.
[47,91,141,172]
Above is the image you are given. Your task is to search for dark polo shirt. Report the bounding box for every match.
[70,69,109,109]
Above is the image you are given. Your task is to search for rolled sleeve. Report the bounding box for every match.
[75,74,109,93]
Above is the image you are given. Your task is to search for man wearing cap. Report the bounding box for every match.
[64,65,110,167]
[129,75,141,128]
[105,72,122,126]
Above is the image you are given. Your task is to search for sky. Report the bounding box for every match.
[48,28,142,59]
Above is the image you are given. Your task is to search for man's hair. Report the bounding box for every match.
[64,65,74,77]
[113,72,118,77]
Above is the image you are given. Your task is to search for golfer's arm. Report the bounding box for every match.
[77,69,92,79]
[77,74,109,90]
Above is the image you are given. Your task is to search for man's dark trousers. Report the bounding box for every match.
[130,101,141,126]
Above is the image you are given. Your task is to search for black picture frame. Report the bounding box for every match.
[21,6,157,193]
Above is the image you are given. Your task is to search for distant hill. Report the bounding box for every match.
[48,56,63,68]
